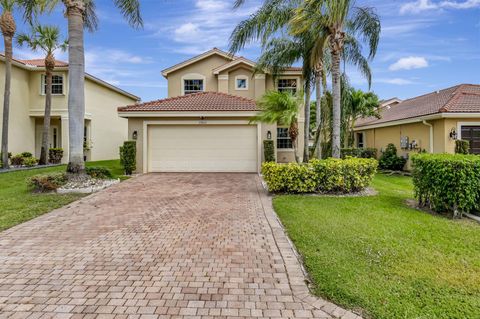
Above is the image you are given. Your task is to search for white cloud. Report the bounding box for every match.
[376,78,417,85]
[389,56,429,71]
[400,0,480,14]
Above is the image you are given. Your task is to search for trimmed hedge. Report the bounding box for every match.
[263,140,275,162]
[49,148,64,164]
[412,153,480,218]
[379,144,407,171]
[262,158,377,194]
[455,140,470,154]
[120,141,136,175]
[341,148,377,159]
[86,166,113,179]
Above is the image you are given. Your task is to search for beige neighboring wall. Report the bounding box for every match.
[167,54,231,97]
[228,67,255,99]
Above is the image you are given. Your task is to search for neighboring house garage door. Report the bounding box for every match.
[461,126,480,154]
[147,125,258,172]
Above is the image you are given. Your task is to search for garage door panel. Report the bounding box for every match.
[148,125,258,172]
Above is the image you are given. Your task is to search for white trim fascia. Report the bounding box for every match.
[212,58,256,74]
[218,75,229,80]
[84,73,140,101]
[354,113,480,131]
[119,111,258,118]
[457,121,480,140]
[161,48,234,77]
[235,75,249,91]
[29,109,92,119]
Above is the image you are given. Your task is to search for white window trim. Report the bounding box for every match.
[181,73,206,95]
[457,122,480,140]
[40,74,65,96]
[235,75,249,91]
[276,77,300,94]
[277,126,294,150]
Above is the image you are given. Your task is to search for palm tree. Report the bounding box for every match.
[251,90,303,162]
[291,0,381,158]
[17,25,67,165]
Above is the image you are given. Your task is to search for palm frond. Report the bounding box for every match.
[83,0,99,32]
[343,35,372,87]
[113,0,143,28]
[349,6,381,59]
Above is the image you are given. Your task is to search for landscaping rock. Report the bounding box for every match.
[57,178,119,194]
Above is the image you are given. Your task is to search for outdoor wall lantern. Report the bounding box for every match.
[267,130,272,140]
[449,128,457,140]
[132,130,138,140]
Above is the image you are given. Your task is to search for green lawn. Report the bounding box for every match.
[273,174,480,319]
[0,160,125,232]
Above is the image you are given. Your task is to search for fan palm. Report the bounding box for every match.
[251,90,303,162]
[290,0,381,158]
[17,25,67,165]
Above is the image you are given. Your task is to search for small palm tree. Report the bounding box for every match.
[251,90,303,162]
[17,24,67,165]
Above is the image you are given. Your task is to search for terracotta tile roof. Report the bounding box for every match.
[118,91,257,112]
[356,84,480,128]
[19,58,68,67]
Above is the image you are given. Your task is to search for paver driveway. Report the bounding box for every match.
[0,174,359,319]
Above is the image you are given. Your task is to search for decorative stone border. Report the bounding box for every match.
[57,179,120,194]
[255,175,364,319]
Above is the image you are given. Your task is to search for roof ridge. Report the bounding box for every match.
[400,84,463,104]
[441,84,468,112]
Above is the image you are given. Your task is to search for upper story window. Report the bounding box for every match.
[41,74,64,95]
[235,75,248,90]
[277,127,293,149]
[184,79,204,95]
[278,79,297,94]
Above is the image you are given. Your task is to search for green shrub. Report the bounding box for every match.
[341,148,377,159]
[261,158,377,194]
[412,153,480,218]
[86,166,113,179]
[20,152,32,158]
[23,157,38,167]
[10,154,24,166]
[263,140,275,162]
[455,140,470,154]
[28,172,67,192]
[120,140,136,175]
[48,148,64,164]
[379,144,407,170]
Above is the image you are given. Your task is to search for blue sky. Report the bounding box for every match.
[4,0,480,102]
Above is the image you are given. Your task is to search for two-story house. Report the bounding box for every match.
[118,48,305,173]
[0,54,139,163]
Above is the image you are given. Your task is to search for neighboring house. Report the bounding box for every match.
[354,84,480,167]
[118,48,304,173]
[0,54,139,163]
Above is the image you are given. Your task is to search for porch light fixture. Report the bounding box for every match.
[449,128,457,140]
[132,130,138,140]
[267,130,272,140]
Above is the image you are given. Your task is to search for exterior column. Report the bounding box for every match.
[218,74,229,93]
[254,74,266,99]
[61,116,69,164]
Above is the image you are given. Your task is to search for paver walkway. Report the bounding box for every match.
[0,174,360,319]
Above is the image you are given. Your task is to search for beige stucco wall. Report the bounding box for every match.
[227,67,255,99]
[443,118,480,153]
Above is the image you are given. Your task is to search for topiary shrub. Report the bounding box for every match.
[28,172,67,192]
[49,148,64,164]
[10,154,25,166]
[23,157,38,167]
[341,148,377,159]
[120,141,136,175]
[86,166,113,179]
[455,140,470,154]
[261,158,377,194]
[412,153,480,218]
[379,144,407,171]
[263,140,275,162]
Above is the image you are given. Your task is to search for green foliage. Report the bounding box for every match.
[48,148,63,164]
[20,152,32,158]
[412,153,480,217]
[10,154,25,166]
[119,141,136,175]
[455,139,470,154]
[0,152,12,168]
[263,140,275,162]
[379,144,407,171]
[23,157,38,167]
[262,158,377,194]
[341,148,377,159]
[85,166,113,179]
[28,172,67,192]
[10,153,37,167]
[252,90,301,127]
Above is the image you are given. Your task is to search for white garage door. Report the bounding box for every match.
[147,125,258,172]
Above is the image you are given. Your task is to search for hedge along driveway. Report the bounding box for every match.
[274,174,480,319]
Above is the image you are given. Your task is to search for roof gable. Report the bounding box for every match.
[212,57,256,74]
[161,48,234,77]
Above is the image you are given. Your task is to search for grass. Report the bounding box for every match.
[0,160,125,232]
[273,174,480,319]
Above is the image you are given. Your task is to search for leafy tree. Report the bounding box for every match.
[17,24,67,165]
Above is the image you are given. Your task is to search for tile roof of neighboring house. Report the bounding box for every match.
[118,91,257,112]
[19,58,69,67]
[356,84,480,128]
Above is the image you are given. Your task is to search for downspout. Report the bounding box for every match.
[422,120,434,153]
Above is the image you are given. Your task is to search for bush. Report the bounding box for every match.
[20,152,32,158]
[28,172,67,192]
[263,140,275,162]
[10,154,25,166]
[261,158,377,194]
[49,148,64,164]
[412,153,480,218]
[86,166,113,179]
[379,144,407,170]
[120,141,136,175]
[23,157,38,167]
[455,140,470,154]
[341,148,377,159]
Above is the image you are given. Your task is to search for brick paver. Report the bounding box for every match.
[0,174,360,319]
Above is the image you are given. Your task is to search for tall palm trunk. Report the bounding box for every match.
[314,69,322,159]
[289,121,299,163]
[65,1,86,173]
[39,54,55,165]
[303,80,311,162]
[0,10,15,169]
[330,34,343,159]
